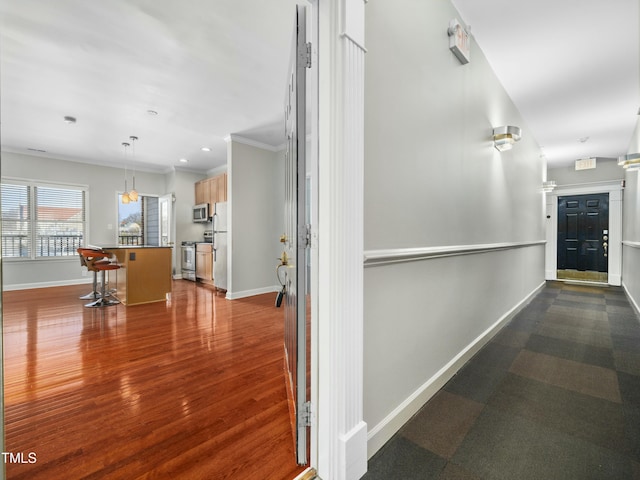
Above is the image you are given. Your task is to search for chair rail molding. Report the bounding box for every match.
[363,240,546,267]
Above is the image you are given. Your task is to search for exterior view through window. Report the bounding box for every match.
[117,195,160,246]
[118,194,144,245]
[1,181,86,258]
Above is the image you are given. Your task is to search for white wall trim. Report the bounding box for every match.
[363,240,545,267]
[225,285,279,300]
[317,0,367,477]
[366,280,546,457]
[622,281,640,319]
[340,421,368,478]
[223,134,280,152]
[341,32,367,53]
[553,180,624,193]
[2,277,92,291]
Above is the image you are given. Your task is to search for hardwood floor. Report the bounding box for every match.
[3,281,306,479]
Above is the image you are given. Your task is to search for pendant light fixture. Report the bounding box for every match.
[120,136,140,204]
[121,141,131,204]
[128,136,139,202]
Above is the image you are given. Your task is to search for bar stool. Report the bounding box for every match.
[78,249,121,307]
[85,262,121,307]
[77,248,109,300]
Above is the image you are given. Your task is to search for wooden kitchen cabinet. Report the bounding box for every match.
[215,173,227,203]
[194,173,227,210]
[196,243,213,282]
[195,178,211,206]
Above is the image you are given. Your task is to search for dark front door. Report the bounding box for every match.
[557,193,609,273]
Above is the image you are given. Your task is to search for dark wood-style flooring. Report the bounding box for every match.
[3,281,306,479]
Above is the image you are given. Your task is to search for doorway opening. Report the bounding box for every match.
[557,193,609,283]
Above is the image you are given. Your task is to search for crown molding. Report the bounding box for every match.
[224,134,280,152]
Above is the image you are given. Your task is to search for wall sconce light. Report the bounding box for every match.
[542,180,557,192]
[493,126,522,151]
[618,153,640,171]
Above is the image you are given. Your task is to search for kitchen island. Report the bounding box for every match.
[102,245,173,306]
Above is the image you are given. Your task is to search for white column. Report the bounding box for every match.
[317,0,367,478]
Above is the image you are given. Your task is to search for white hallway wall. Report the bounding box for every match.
[363,0,546,456]
[622,119,640,312]
[226,138,284,299]
[548,158,624,186]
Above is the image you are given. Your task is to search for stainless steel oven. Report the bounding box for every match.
[181,241,196,281]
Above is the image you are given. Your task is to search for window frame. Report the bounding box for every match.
[1,177,90,262]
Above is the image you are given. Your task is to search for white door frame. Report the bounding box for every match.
[315,0,368,479]
[545,180,623,286]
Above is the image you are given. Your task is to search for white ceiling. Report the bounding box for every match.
[452,0,640,167]
[1,1,639,173]
[0,0,298,173]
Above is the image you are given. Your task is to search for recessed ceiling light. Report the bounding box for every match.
[63,116,76,124]
[179,158,188,163]
[201,147,211,152]
[147,110,158,116]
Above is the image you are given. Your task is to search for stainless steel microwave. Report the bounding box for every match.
[193,203,209,223]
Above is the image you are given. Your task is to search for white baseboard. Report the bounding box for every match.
[622,281,640,318]
[366,281,546,458]
[341,421,368,480]
[2,278,93,291]
[225,285,280,300]
[608,274,622,286]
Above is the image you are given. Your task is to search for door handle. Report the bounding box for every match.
[603,242,608,257]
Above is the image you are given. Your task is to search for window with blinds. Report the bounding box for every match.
[1,180,87,259]
[1,183,31,258]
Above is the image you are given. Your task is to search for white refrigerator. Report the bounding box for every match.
[212,202,228,290]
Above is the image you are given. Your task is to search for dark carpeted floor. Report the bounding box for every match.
[363,281,640,480]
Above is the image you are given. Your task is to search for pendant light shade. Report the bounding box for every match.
[121,142,131,204]
[120,137,140,203]
[128,136,139,201]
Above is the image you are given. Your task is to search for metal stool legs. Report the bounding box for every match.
[85,268,120,308]
[79,268,101,300]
